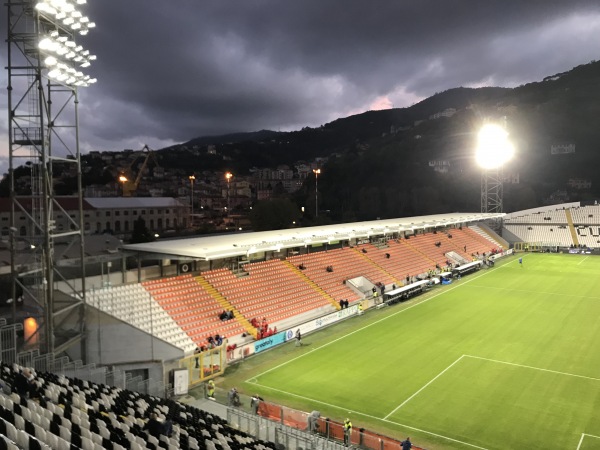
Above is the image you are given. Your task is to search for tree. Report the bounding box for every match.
[250,198,301,231]
[130,217,155,243]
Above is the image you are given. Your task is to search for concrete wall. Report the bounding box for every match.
[83,305,184,366]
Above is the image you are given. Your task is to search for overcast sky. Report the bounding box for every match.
[1,0,600,159]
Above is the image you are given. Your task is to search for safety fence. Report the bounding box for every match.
[209,386,423,450]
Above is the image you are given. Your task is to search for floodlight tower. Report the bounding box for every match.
[476,123,515,214]
[6,0,97,358]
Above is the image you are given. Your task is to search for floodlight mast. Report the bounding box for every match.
[6,0,97,359]
[477,122,514,214]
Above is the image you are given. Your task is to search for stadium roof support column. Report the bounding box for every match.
[6,0,97,359]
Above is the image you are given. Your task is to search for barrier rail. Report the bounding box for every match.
[213,387,423,450]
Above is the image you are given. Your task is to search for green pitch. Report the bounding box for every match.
[227,253,600,449]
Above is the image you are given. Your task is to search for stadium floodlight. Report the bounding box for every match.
[477,122,514,214]
[475,123,515,170]
[38,30,96,86]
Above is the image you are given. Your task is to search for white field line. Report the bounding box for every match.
[464,355,600,382]
[577,256,590,265]
[247,263,510,383]
[576,433,600,450]
[247,379,489,449]
[466,284,600,301]
[384,355,465,420]
[576,433,585,450]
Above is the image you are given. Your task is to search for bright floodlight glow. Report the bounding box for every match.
[475,124,515,170]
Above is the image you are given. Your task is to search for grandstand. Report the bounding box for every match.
[502,202,600,250]
[39,208,600,449]
[3,205,600,447]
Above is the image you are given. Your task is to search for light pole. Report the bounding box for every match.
[118,175,128,197]
[313,168,321,217]
[189,175,195,228]
[476,123,515,213]
[225,172,233,217]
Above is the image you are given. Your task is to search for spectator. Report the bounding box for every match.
[14,368,35,398]
[144,413,172,438]
[401,437,413,449]
[228,387,240,407]
[250,394,262,415]
[307,411,321,433]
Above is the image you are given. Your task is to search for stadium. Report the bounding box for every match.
[4,1,600,449]
[2,201,600,449]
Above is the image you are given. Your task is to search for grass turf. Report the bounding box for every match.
[220,253,600,449]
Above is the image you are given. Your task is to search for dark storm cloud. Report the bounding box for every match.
[3,0,600,153]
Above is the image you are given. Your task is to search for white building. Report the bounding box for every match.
[550,144,576,155]
[0,197,189,238]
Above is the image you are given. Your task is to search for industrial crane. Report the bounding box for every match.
[119,145,159,197]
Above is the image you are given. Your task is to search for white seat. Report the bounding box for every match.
[59,424,71,442]
[34,423,47,442]
[14,414,24,431]
[44,429,59,448]
[61,416,72,431]
[16,429,30,449]
[81,436,95,450]
[80,427,92,440]
[20,405,32,421]
[90,432,102,445]
[98,425,110,439]
[57,436,71,450]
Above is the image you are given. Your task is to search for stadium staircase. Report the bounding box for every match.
[470,224,509,250]
[352,247,402,286]
[194,275,258,339]
[565,208,580,246]
[283,260,341,310]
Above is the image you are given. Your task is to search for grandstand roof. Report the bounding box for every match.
[123,212,503,261]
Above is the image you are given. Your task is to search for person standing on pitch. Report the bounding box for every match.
[343,418,352,446]
[295,329,302,346]
[519,257,523,266]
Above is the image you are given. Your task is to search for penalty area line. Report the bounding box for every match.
[465,355,600,382]
[384,355,465,420]
[576,433,600,450]
[247,379,489,450]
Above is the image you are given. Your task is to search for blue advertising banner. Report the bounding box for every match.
[254,331,286,353]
